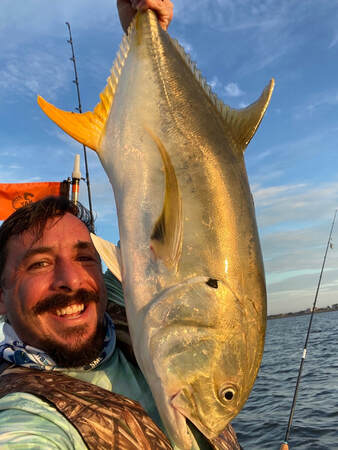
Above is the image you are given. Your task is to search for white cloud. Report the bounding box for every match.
[173,0,338,79]
[253,183,307,205]
[0,50,71,101]
[207,77,246,103]
[238,102,249,108]
[251,179,338,313]
[255,181,338,229]
[179,40,194,55]
[0,0,119,38]
[255,150,272,160]
[173,36,196,61]
[50,130,82,149]
[293,89,338,119]
[209,76,220,90]
[224,82,244,97]
[329,34,338,48]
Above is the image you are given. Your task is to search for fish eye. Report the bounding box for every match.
[218,386,236,403]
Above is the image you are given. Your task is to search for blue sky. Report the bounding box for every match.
[1,0,338,314]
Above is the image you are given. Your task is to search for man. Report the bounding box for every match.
[0,197,169,448]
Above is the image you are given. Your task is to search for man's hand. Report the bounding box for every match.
[117,0,174,33]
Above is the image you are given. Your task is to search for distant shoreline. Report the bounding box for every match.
[268,305,338,320]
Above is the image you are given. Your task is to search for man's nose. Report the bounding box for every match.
[51,259,83,292]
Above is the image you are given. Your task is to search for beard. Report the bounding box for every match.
[32,288,107,368]
[40,320,106,368]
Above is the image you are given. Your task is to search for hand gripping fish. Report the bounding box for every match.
[38,10,274,449]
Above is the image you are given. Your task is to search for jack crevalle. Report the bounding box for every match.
[38,10,274,449]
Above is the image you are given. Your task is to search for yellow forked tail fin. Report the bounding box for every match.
[37,96,106,152]
[37,31,132,152]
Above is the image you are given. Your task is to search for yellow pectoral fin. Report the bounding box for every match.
[37,96,104,152]
[146,128,183,272]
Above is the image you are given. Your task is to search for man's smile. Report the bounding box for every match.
[55,303,85,317]
[32,288,100,316]
[44,301,97,331]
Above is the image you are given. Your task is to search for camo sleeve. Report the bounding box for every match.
[0,392,86,449]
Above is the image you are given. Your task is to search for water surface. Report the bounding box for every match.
[232,311,338,449]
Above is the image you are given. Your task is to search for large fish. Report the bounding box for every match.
[38,10,273,449]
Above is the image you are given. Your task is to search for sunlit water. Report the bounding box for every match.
[232,311,338,449]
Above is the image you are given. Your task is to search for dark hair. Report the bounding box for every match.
[0,196,94,284]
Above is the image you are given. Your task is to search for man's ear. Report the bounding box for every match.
[0,288,7,315]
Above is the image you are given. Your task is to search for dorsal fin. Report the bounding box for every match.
[170,37,274,153]
[146,128,183,272]
[37,32,133,152]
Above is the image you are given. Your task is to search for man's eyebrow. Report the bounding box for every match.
[22,242,94,261]
[22,247,53,261]
[74,241,95,251]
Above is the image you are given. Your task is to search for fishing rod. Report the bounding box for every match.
[65,22,94,228]
[280,209,337,450]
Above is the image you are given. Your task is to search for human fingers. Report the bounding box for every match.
[132,0,174,30]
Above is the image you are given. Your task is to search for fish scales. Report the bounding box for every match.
[38,10,273,450]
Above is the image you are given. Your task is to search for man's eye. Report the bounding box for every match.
[28,261,49,270]
[77,255,97,262]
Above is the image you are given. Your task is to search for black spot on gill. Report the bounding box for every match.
[206,278,218,289]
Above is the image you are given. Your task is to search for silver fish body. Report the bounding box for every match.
[38,10,273,449]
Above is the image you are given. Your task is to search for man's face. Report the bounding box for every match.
[0,213,108,367]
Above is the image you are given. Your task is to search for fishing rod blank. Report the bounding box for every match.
[280,209,337,450]
[65,22,94,228]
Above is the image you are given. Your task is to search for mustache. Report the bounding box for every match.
[32,289,100,315]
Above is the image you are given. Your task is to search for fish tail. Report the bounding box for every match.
[37,23,135,152]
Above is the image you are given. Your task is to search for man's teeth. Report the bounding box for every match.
[56,304,85,317]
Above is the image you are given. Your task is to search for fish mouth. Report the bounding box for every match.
[170,390,209,441]
[158,390,196,450]
[170,388,229,443]
[170,400,192,449]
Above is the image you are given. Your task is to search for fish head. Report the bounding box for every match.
[147,277,264,447]
[169,343,247,439]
